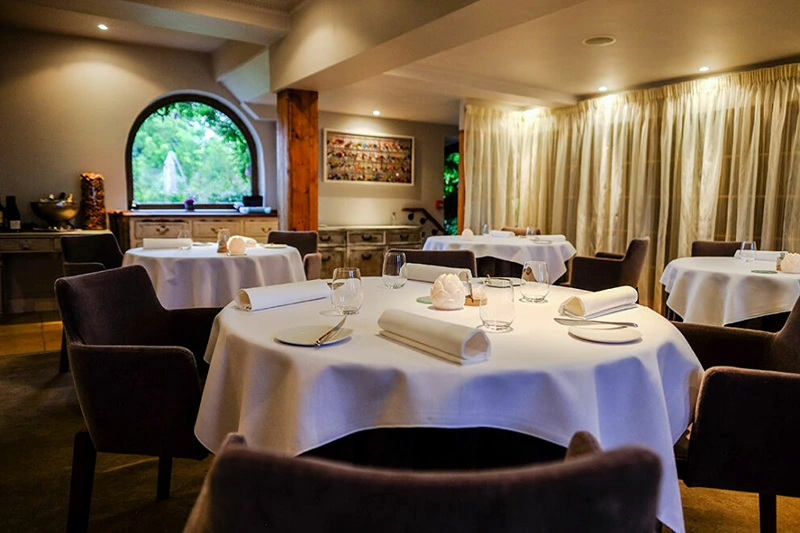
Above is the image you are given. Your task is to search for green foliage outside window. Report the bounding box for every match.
[131,101,252,205]
[443,151,459,235]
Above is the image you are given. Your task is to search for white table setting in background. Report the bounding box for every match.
[123,244,306,308]
[660,256,800,326]
[422,234,576,281]
[195,278,702,533]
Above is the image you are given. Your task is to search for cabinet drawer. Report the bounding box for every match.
[347,247,385,277]
[347,230,385,246]
[387,229,422,245]
[134,221,189,239]
[0,237,58,253]
[318,230,346,247]
[320,248,346,280]
[243,218,279,239]
[192,220,242,239]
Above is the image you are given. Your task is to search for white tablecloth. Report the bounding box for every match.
[123,245,306,308]
[660,256,800,326]
[423,235,576,280]
[196,279,702,533]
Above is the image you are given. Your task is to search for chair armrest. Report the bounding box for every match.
[304,252,322,280]
[169,307,222,377]
[594,251,624,260]
[684,366,800,495]
[569,255,625,292]
[673,322,774,370]
[68,343,206,458]
[565,431,602,460]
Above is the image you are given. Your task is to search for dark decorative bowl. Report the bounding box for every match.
[31,201,80,227]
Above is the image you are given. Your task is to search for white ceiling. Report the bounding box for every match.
[2,0,799,125]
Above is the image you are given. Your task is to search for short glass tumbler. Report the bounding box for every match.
[331,267,364,315]
[740,241,757,262]
[177,229,192,250]
[382,251,407,289]
[520,260,550,303]
[478,278,515,332]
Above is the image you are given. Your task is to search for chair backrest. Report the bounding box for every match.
[771,297,800,373]
[183,431,661,533]
[501,226,541,236]
[267,230,318,258]
[690,240,743,257]
[620,237,650,287]
[60,233,124,269]
[389,249,477,277]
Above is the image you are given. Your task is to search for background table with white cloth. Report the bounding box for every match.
[123,245,306,308]
[195,278,702,533]
[660,256,800,326]
[422,235,576,281]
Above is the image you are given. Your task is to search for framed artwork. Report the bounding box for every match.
[324,129,414,185]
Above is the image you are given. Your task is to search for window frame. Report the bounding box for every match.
[125,93,259,209]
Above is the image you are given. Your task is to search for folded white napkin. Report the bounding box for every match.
[235,280,330,311]
[531,234,567,242]
[143,238,193,249]
[489,230,515,238]
[781,253,800,273]
[559,286,638,319]
[378,309,490,365]
[401,263,472,283]
[733,250,786,261]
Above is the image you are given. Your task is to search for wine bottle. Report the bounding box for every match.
[5,196,21,231]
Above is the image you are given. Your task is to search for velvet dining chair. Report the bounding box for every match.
[267,230,322,280]
[183,431,662,533]
[388,249,477,277]
[55,265,219,533]
[565,237,650,292]
[673,296,800,533]
[690,240,744,257]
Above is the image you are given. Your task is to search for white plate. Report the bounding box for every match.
[275,325,353,347]
[568,325,642,344]
[259,243,287,249]
[479,277,524,287]
[192,242,216,246]
[528,239,552,244]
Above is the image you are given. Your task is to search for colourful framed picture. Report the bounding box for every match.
[324,129,414,185]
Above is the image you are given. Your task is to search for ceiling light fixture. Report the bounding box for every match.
[698,66,710,72]
[372,110,381,116]
[582,35,616,47]
[598,86,609,92]
[97,23,108,31]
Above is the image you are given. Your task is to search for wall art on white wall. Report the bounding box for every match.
[324,129,414,185]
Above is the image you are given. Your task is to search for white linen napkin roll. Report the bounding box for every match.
[143,238,193,249]
[489,230,515,238]
[781,253,800,273]
[559,286,638,319]
[733,250,786,261]
[235,280,330,311]
[400,263,472,283]
[377,309,490,365]
[532,234,567,242]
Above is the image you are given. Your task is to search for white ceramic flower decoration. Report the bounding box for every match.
[430,273,466,310]
[461,228,474,240]
[227,236,248,255]
[781,252,800,273]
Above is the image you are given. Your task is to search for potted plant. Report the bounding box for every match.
[184,198,195,211]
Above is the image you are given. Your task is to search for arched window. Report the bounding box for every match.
[126,94,258,208]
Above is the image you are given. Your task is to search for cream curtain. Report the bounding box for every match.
[463,64,800,310]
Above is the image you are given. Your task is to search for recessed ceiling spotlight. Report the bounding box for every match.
[698,66,710,72]
[582,35,616,46]
[598,86,609,92]
[97,23,108,31]
[372,110,381,116]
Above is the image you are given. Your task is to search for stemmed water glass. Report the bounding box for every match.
[331,267,363,315]
[382,251,407,289]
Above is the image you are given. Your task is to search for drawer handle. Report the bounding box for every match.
[21,241,31,250]
[361,235,374,241]
[321,256,331,262]
[399,234,410,241]
[156,227,169,235]
[319,235,332,242]
[210,227,218,233]
[361,253,373,260]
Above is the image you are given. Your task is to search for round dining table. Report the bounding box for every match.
[422,235,576,281]
[123,244,306,308]
[195,278,702,533]
[660,256,800,326]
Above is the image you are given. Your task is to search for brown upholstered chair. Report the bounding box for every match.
[267,230,322,280]
[501,226,541,236]
[55,265,218,533]
[183,431,661,533]
[388,249,477,277]
[673,297,800,533]
[566,237,650,292]
[690,240,744,257]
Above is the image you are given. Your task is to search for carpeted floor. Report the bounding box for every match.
[2,350,800,532]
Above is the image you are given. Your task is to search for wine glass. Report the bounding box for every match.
[520,260,550,303]
[382,251,407,289]
[478,278,515,331]
[331,267,363,315]
[740,241,757,262]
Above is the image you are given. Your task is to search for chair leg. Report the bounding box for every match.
[157,455,172,501]
[759,493,777,533]
[59,331,70,373]
[66,431,96,533]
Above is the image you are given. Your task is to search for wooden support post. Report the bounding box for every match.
[457,130,465,234]
[276,89,319,231]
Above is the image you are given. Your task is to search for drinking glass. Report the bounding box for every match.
[382,251,407,289]
[177,229,192,250]
[481,223,490,236]
[478,278,515,331]
[216,229,231,254]
[525,226,537,237]
[740,241,757,262]
[331,267,363,315]
[520,260,550,303]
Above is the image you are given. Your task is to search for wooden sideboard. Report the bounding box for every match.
[318,225,423,278]
[109,210,280,250]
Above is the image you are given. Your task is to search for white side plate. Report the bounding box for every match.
[568,325,642,344]
[259,243,288,249]
[275,325,353,347]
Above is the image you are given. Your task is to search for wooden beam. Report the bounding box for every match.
[276,89,318,231]
[457,129,465,234]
